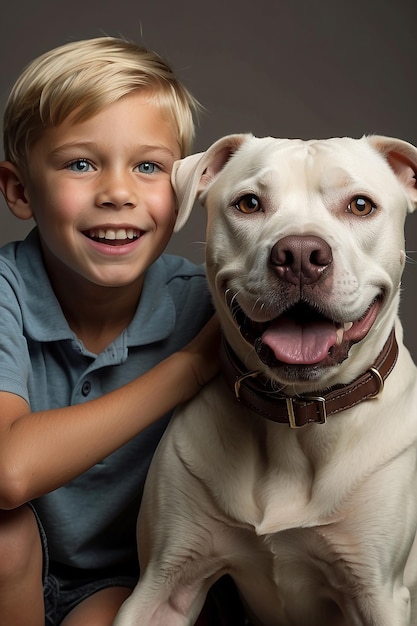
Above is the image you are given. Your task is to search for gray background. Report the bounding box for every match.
[1,0,416,358]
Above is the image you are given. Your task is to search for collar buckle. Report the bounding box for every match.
[286,396,327,428]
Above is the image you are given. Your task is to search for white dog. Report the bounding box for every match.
[114,135,417,626]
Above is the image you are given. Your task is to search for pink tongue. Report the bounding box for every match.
[261,318,338,365]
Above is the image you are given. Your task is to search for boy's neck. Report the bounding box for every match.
[44,257,144,355]
[61,283,142,355]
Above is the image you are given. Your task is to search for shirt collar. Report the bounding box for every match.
[17,228,176,347]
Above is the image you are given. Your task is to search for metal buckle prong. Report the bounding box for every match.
[286,395,327,428]
[286,397,298,428]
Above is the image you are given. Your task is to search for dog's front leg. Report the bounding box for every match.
[113,519,225,626]
[113,427,229,625]
[112,566,212,626]
[113,513,222,626]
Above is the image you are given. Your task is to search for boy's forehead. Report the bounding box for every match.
[35,92,180,152]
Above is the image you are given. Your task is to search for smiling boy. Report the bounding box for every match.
[17,91,185,354]
[0,37,218,625]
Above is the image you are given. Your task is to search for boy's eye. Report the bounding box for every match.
[67,159,93,173]
[137,162,160,174]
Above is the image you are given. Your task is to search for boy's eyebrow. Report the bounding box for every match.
[138,144,179,159]
[49,141,178,160]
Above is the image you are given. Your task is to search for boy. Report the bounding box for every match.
[0,36,219,625]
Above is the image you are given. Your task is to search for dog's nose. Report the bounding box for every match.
[270,235,332,285]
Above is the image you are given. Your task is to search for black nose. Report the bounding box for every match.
[270,235,333,286]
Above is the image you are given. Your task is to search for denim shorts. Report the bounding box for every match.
[28,504,137,626]
[29,504,248,625]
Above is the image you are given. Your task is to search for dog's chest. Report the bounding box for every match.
[240,523,376,626]
[185,391,348,531]
[189,382,415,533]
[246,439,347,534]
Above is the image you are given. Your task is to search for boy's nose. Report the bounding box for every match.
[95,172,138,209]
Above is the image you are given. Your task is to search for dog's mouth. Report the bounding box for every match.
[229,296,383,369]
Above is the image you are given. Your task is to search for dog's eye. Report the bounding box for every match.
[234,194,262,214]
[348,196,376,216]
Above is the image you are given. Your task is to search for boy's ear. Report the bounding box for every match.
[0,161,33,220]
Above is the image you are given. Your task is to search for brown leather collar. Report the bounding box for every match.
[220,329,398,428]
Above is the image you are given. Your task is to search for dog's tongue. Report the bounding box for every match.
[261,318,337,365]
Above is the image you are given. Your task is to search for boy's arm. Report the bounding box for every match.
[0,315,220,510]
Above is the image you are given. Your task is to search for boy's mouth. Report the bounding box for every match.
[83,227,142,245]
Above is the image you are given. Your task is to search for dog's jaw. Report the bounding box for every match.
[219,285,385,389]
[255,296,382,366]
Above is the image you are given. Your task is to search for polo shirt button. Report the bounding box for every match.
[81,381,91,397]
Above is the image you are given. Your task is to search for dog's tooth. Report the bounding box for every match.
[336,327,344,345]
[344,322,353,331]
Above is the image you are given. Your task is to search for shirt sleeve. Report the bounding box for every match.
[0,268,31,402]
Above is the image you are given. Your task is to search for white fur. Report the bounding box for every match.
[114,135,417,626]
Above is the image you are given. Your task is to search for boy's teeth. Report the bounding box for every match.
[89,228,138,240]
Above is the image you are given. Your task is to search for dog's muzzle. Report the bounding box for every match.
[225,233,383,374]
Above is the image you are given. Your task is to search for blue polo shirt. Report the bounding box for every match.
[0,228,212,572]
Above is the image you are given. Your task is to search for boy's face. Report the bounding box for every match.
[20,91,181,290]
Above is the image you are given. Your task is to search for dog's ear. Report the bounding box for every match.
[172,134,251,231]
[368,136,417,212]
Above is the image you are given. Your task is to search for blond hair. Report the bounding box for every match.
[3,36,199,169]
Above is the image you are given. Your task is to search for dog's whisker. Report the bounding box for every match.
[251,298,263,315]
[225,290,244,326]
[405,251,417,264]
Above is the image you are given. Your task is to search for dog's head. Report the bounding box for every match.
[173,135,417,393]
